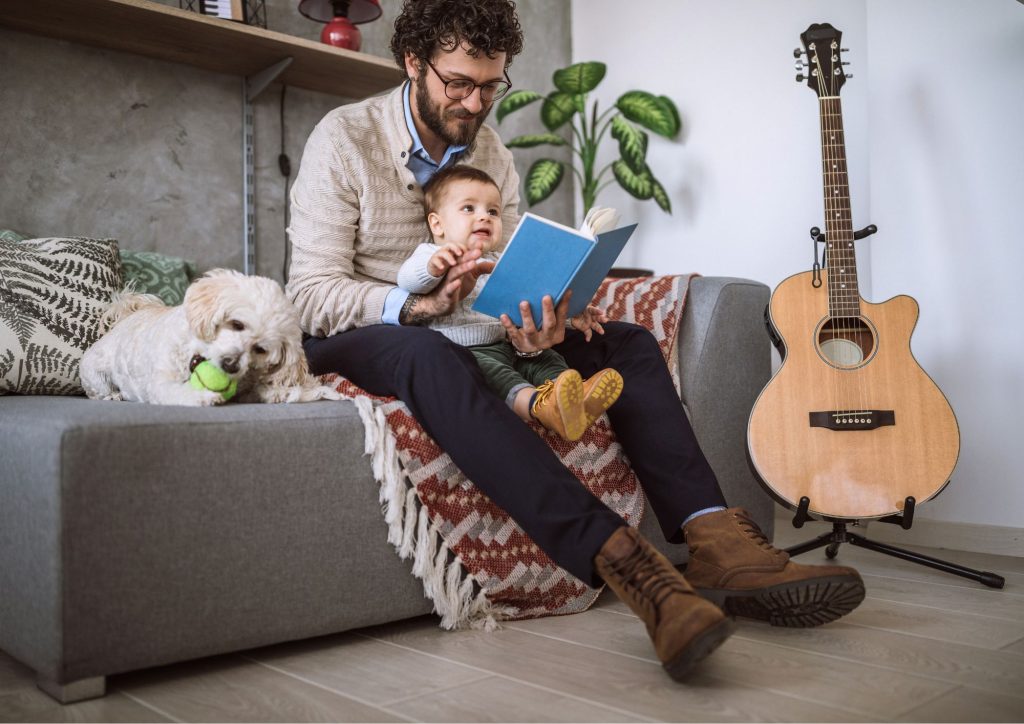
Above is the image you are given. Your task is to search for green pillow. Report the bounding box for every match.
[1,236,124,395]
[119,249,197,306]
[0,229,28,243]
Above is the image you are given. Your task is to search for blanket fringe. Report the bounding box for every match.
[352,396,513,631]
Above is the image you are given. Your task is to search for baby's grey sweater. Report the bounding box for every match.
[397,242,505,347]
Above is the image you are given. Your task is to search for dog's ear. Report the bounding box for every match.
[184,270,237,341]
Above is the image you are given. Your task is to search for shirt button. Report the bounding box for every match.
[407,184,414,190]
[401,151,407,158]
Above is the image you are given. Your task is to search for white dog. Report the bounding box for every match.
[81,269,339,406]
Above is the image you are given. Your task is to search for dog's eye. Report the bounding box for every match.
[253,345,266,355]
[228,320,245,331]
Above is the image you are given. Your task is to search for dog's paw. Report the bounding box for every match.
[196,388,228,407]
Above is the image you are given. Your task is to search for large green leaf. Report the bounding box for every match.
[525,159,565,206]
[506,133,567,148]
[540,92,578,131]
[612,160,654,200]
[615,91,680,138]
[610,115,648,173]
[496,90,542,123]
[552,61,607,94]
[651,178,672,213]
[658,95,682,137]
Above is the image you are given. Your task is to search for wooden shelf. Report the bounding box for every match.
[0,0,403,98]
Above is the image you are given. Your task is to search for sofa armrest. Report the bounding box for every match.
[677,276,773,537]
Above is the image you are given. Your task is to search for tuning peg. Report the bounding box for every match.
[796,73,806,82]
[793,47,805,58]
[845,73,854,78]
[841,47,849,52]
[795,60,808,70]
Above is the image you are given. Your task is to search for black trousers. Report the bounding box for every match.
[304,321,726,586]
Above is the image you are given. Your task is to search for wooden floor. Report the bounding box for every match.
[2,522,1023,722]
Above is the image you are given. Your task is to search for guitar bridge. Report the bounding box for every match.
[809,410,895,430]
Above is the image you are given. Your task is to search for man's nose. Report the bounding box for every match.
[461,88,484,114]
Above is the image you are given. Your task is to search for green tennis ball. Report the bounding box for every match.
[189,360,238,401]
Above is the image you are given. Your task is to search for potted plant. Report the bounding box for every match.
[497,60,680,216]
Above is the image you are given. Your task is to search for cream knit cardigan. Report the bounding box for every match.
[286,84,521,337]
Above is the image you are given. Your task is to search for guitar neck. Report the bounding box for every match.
[819,96,861,317]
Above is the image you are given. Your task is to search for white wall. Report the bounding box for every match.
[864,0,1024,528]
[572,0,1024,530]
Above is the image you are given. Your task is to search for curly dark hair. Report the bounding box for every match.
[390,0,524,77]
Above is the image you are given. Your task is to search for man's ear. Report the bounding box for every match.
[404,51,421,80]
[427,211,444,239]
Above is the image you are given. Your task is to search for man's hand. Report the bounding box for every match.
[400,242,494,325]
[427,242,465,277]
[570,304,608,342]
[500,291,571,353]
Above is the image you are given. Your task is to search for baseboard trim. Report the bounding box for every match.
[773,508,1024,558]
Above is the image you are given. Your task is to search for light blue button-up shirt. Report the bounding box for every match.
[381,82,469,324]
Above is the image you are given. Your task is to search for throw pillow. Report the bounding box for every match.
[119,249,197,306]
[0,237,123,395]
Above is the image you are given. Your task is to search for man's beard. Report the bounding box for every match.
[414,72,490,148]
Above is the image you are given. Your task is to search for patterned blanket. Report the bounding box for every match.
[326,274,694,629]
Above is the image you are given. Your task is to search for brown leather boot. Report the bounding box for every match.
[683,507,865,627]
[595,526,735,681]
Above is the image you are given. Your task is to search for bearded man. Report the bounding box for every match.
[287,0,864,681]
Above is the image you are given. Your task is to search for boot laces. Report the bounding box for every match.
[735,509,784,556]
[531,379,555,415]
[607,539,690,622]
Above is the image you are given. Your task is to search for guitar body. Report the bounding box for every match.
[748,270,960,519]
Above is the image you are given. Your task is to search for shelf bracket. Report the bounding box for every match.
[241,57,293,275]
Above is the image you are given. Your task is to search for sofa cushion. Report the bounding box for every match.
[120,249,197,306]
[0,236,123,395]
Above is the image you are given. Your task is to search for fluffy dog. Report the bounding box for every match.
[81,269,339,406]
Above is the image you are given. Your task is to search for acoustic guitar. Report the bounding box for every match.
[747,23,960,520]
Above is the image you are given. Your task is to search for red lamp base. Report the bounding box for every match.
[320,15,361,51]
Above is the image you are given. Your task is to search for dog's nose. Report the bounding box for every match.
[219,356,240,374]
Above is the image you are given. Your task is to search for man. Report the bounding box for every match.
[287,0,864,681]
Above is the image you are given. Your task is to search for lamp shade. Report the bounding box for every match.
[298,0,382,24]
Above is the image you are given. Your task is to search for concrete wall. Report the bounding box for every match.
[572,0,1024,535]
[0,0,572,282]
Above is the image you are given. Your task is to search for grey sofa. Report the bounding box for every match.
[0,275,771,704]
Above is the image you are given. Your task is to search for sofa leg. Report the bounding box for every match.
[36,674,106,704]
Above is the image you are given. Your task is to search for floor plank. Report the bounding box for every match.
[859,573,1024,621]
[243,631,491,707]
[0,689,169,723]
[1002,637,1024,655]
[386,674,649,723]
[510,606,952,720]
[361,616,870,722]
[897,685,1024,722]
[731,620,1024,700]
[114,653,406,722]
[840,597,1024,648]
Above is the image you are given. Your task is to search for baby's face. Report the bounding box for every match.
[429,179,503,252]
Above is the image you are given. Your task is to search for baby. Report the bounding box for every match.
[396,165,623,441]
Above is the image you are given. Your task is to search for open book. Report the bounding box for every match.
[472,208,637,327]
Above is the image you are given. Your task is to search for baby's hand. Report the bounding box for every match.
[570,305,608,342]
[428,243,465,277]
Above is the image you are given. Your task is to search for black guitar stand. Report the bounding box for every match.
[809,224,877,286]
[786,496,1006,589]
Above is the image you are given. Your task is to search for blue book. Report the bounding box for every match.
[472,212,637,327]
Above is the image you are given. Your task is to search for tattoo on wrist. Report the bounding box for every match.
[399,293,430,326]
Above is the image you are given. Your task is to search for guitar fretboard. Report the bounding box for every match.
[819,96,861,318]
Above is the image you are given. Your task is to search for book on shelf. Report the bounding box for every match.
[472,207,636,327]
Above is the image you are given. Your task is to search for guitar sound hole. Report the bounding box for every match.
[818,316,874,367]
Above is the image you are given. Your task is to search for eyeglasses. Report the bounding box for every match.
[423,60,512,103]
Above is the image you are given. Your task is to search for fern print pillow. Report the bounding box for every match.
[0,237,123,395]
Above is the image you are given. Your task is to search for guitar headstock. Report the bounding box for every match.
[795,23,849,97]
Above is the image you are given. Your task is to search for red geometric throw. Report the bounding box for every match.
[326,274,694,628]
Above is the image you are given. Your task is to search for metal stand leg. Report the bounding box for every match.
[784,519,1006,589]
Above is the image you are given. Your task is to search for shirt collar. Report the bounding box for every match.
[402,81,467,168]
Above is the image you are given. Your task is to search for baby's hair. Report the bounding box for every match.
[422,165,501,218]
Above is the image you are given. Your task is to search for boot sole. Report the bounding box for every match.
[556,371,586,441]
[663,617,736,682]
[583,370,624,424]
[696,574,866,628]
